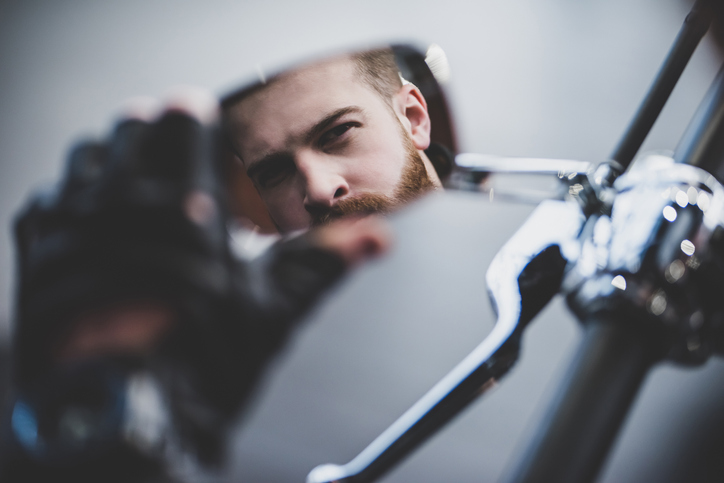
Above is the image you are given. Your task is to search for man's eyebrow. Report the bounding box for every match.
[246,106,365,180]
[303,106,365,145]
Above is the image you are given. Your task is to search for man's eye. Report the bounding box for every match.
[319,122,356,147]
[254,160,295,189]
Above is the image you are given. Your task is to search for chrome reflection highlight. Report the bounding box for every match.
[663,206,678,222]
[676,190,689,207]
[665,259,686,282]
[687,186,698,204]
[648,290,668,316]
[611,275,627,290]
[681,239,696,256]
[425,44,451,84]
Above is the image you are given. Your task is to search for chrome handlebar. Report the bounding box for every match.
[308,152,724,483]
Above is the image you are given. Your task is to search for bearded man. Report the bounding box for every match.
[222,49,445,233]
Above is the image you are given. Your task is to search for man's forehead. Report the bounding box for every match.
[285,55,358,86]
[229,56,383,163]
[239,56,358,113]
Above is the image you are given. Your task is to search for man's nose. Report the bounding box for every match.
[297,153,349,210]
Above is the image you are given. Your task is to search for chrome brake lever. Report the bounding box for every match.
[454,153,592,175]
[306,200,585,483]
[448,154,593,204]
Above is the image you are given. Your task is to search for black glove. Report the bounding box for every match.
[3,108,347,482]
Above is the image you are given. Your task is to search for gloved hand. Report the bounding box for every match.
[3,89,390,482]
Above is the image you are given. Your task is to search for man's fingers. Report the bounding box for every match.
[117,96,162,123]
[116,86,218,126]
[162,86,219,124]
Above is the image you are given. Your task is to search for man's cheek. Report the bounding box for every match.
[357,157,405,193]
[363,141,408,180]
[267,195,311,232]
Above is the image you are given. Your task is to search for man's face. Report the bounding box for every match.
[225,57,441,233]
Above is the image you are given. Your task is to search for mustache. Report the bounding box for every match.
[310,194,394,227]
[309,135,436,227]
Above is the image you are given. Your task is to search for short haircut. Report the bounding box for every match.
[220,48,406,169]
[351,48,403,105]
[222,48,402,113]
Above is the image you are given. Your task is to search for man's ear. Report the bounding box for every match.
[393,84,431,150]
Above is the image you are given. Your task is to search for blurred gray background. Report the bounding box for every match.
[2,0,724,481]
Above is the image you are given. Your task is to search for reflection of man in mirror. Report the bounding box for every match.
[223,49,444,234]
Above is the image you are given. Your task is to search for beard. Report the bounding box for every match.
[310,131,436,227]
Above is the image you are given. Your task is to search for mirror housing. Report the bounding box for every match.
[219,44,458,233]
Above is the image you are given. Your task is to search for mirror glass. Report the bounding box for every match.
[220,45,458,234]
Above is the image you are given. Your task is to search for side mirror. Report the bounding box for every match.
[219,44,458,233]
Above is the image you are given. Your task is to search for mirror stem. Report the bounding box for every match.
[610,0,710,171]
